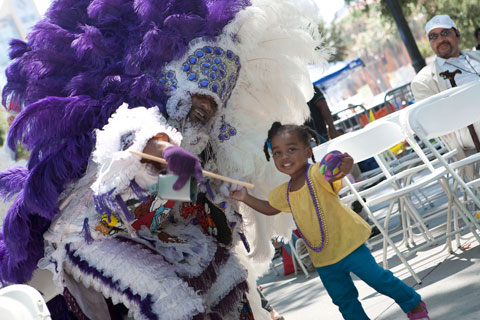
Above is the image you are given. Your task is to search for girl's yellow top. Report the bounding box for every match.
[268,162,371,267]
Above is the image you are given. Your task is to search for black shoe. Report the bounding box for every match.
[369,226,381,238]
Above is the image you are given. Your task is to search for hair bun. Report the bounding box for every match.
[272,121,282,130]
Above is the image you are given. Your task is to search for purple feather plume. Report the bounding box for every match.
[206,0,251,35]
[170,0,208,18]
[139,25,187,68]
[0,0,251,285]
[45,0,90,30]
[133,0,168,25]
[0,207,50,283]
[2,193,30,263]
[87,0,133,25]
[8,39,28,60]
[72,25,116,68]
[0,167,28,201]
[164,14,207,38]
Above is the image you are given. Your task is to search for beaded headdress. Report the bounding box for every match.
[161,44,241,121]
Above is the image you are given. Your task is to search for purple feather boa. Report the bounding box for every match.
[0,0,251,285]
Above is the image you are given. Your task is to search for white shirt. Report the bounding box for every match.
[436,52,480,87]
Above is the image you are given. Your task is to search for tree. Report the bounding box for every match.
[423,0,479,50]
[318,20,349,62]
[349,0,480,51]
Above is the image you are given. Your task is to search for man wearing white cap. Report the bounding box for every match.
[412,14,480,99]
[411,14,480,161]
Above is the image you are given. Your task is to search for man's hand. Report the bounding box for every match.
[328,126,341,139]
[162,145,204,190]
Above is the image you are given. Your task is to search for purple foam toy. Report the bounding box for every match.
[319,150,344,181]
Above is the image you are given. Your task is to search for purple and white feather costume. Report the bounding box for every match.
[0,0,327,319]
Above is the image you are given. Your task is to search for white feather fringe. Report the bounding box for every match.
[214,0,326,271]
[91,104,182,196]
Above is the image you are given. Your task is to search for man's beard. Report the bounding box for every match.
[436,41,454,59]
[180,128,210,156]
[168,118,211,156]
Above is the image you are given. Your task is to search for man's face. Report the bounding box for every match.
[188,94,218,124]
[428,27,460,59]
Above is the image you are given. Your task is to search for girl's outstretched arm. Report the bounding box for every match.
[230,188,281,216]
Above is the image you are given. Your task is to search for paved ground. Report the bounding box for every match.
[259,237,480,319]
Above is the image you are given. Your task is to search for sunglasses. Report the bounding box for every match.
[428,29,453,41]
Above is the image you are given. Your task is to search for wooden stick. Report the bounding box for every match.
[130,150,255,189]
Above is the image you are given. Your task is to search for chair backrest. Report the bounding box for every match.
[0,284,51,320]
[312,140,332,162]
[406,80,480,139]
[328,121,405,163]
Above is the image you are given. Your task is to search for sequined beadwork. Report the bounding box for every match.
[160,46,241,108]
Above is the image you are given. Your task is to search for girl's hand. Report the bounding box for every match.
[339,152,354,176]
[328,152,353,182]
[229,187,249,202]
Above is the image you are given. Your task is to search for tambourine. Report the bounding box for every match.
[319,150,344,181]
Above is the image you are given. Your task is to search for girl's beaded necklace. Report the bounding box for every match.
[286,163,327,252]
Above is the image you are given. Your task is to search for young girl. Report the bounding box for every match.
[230,122,430,320]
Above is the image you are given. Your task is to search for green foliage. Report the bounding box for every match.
[319,21,349,62]
[0,109,7,147]
[417,39,433,59]
[423,0,479,50]
[0,108,30,160]
[347,0,480,51]
[334,4,401,60]
[378,0,420,24]
[341,0,480,62]
[16,144,30,160]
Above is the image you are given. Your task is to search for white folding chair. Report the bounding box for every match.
[269,236,310,279]
[400,80,480,252]
[288,238,311,278]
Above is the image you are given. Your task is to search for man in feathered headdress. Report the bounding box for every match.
[0,0,325,319]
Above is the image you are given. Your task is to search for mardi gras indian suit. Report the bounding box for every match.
[0,0,325,319]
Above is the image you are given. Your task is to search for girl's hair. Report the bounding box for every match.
[263,121,320,162]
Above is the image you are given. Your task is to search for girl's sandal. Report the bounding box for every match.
[407,301,430,320]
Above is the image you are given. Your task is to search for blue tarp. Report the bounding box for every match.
[308,58,364,90]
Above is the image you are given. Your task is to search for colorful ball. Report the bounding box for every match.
[319,150,344,181]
